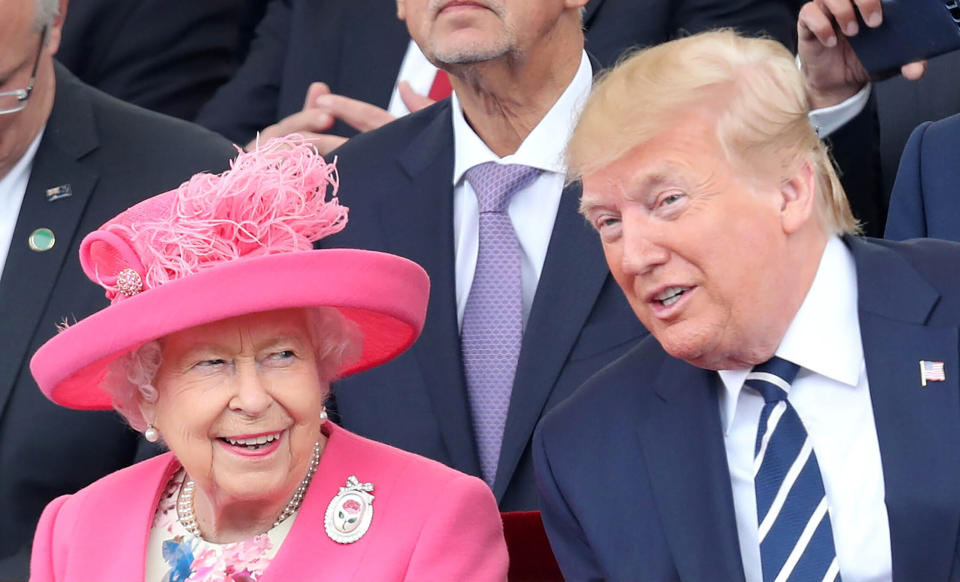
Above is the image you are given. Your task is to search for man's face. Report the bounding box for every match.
[396,0,573,66]
[0,0,58,177]
[580,114,801,370]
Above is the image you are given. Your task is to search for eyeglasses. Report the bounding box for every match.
[0,27,46,116]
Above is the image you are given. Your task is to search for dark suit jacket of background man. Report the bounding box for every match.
[320,97,648,511]
[57,0,246,120]
[195,0,796,145]
[0,63,236,580]
[826,51,960,237]
[534,235,960,581]
[884,112,960,242]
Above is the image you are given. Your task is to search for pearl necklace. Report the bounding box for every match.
[177,440,322,539]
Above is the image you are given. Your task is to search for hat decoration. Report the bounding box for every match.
[32,136,430,410]
[80,137,348,303]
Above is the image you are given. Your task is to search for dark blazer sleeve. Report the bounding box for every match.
[533,422,605,582]
[670,0,796,51]
[883,121,932,241]
[57,0,242,121]
[195,0,292,144]
[884,113,960,242]
[825,93,886,237]
[583,0,796,71]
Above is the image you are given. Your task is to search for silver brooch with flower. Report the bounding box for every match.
[324,475,375,544]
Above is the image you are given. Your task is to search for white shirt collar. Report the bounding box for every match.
[718,236,862,433]
[0,129,44,283]
[450,51,593,184]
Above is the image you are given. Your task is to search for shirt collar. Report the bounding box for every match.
[0,128,43,193]
[450,51,593,184]
[718,236,862,433]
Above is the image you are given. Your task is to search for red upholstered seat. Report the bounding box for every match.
[502,511,564,582]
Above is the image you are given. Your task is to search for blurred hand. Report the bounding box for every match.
[798,0,926,109]
[247,81,437,154]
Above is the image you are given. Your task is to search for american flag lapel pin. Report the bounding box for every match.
[45,184,72,202]
[919,360,946,387]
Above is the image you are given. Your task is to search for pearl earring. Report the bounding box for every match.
[144,425,159,442]
[319,408,328,422]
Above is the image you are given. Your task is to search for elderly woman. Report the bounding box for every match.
[27,140,508,582]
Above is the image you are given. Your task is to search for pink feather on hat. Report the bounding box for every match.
[80,136,349,302]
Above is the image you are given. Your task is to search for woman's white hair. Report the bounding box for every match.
[102,307,363,433]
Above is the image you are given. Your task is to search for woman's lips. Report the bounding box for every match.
[217,430,284,457]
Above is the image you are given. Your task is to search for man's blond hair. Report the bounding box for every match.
[567,29,858,235]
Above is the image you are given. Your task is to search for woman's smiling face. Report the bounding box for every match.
[145,308,326,511]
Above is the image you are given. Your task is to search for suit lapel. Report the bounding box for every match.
[635,355,746,581]
[264,424,372,581]
[382,105,480,476]
[493,182,610,498]
[850,237,960,580]
[639,355,747,581]
[0,65,99,417]
[339,0,410,109]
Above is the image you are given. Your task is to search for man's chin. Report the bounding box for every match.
[430,41,510,66]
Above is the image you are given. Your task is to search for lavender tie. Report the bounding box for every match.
[462,162,541,486]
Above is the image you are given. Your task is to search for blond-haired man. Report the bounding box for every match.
[534,30,960,582]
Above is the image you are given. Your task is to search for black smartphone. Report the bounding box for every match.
[847,0,960,75]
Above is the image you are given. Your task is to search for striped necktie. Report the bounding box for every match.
[748,357,841,582]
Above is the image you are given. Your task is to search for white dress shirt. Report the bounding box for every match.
[809,83,871,138]
[0,130,44,284]
[449,51,593,328]
[718,236,892,582]
[387,41,439,117]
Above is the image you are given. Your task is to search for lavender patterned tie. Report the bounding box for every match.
[462,162,542,486]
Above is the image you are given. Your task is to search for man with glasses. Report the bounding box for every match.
[0,0,234,578]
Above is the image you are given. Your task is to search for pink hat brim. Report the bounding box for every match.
[30,249,429,410]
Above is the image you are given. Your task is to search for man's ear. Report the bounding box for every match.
[45,0,69,56]
[779,159,818,235]
[396,0,406,21]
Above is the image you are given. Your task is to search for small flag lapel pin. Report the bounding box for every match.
[45,184,72,202]
[920,360,946,387]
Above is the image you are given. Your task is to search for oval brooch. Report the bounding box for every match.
[324,475,375,544]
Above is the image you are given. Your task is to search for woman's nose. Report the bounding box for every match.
[228,363,273,417]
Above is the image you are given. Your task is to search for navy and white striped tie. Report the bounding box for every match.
[748,357,841,582]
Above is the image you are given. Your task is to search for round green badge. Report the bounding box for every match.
[28,228,56,252]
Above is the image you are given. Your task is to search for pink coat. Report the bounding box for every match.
[30,422,508,581]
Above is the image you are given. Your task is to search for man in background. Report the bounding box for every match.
[196,0,796,152]
[320,0,792,511]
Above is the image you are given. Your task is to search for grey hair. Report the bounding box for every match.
[102,307,363,433]
[34,0,59,30]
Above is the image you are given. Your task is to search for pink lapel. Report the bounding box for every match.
[262,422,378,581]
[61,453,178,582]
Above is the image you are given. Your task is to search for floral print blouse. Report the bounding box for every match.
[144,469,296,582]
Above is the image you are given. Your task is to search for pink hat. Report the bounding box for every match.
[30,138,429,410]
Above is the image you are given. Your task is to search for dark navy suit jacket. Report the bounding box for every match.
[883,113,960,242]
[196,0,796,145]
[535,236,960,581]
[826,52,960,237]
[320,98,648,510]
[58,0,244,120]
[0,64,234,580]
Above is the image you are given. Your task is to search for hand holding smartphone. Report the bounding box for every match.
[848,0,960,75]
